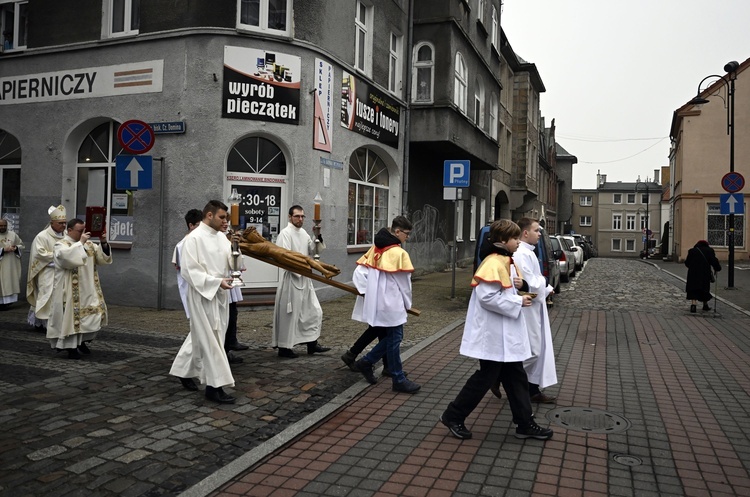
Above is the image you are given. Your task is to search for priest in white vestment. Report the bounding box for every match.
[47,218,112,359]
[27,205,68,329]
[0,219,24,306]
[272,205,330,358]
[169,200,236,404]
[512,218,557,403]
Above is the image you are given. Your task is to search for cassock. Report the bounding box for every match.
[0,228,24,304]
[514,241,557,389]
[172,237,190,319]
[272,223,323,348]
[27,226,64,325]
[169,223,234,389]
[47,236,112,350]
[460,254,531,363]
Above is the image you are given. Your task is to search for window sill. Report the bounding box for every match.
[476,19,488,37]
[347,246,369,254]
[109,241,133,250]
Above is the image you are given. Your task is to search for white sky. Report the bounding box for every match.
[502,0,750,189]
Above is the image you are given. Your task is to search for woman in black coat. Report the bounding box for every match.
[684,240,722,313]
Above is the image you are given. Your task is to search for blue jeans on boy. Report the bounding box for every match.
[362,325,405,384]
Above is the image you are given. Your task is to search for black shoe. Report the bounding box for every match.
[341,350,358,370]
[227,342,249,351]
[77,342,91,355]
[382,368,408,378]
[515,422,554,440]
[179,377,198,391]
[354,359,377,384]
[67,348,81,360]
[440,414,472,440]
[690,304,697,313]
[227,351,243,364]
[702,303,711,311]
[392,379,421,393]
[307,341,331,355]
[490,381,503,399]
[278,348,299,359]
[205,386,236,404]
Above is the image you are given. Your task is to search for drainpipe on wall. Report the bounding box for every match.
[401,0,414,214]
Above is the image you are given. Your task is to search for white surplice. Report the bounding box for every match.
[514,240,557,389]
[0,229,24,303]
[272,223,322,348]
[47,236,112,350]
[27,226,64,325]
[172,237,190,319]
[169,222,234,388]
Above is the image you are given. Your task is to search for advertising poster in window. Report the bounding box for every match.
[230,184,283,242]
[313,58,334,152]
[340,71,400,148]
[222,46,301,125]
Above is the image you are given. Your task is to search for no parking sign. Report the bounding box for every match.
[117,120,155,154]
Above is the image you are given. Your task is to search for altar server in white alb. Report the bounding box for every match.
[0,218,24,307]
[169,200,236,404]
[272,205,330,358]
[27,205,67,329]
[511,218,557,403]
[47,218,112,359]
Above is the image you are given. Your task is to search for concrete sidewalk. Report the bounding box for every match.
[200,259,750,497]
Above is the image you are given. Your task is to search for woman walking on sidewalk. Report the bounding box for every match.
[685,240,721,313]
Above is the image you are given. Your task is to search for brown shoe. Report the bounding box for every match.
[530,392,557,404]
[489,382,502,399]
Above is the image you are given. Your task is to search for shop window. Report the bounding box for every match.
[0,130,21,229]
[412,42,434,103]
[238,0,291,36]
[348,148,389,247]
[1,1,27,51]
[76,121,128,240]
[104,0,140,38]
[227,136,286,175]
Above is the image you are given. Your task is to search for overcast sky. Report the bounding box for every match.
[502,0,750,189]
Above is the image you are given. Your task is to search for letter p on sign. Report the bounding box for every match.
[443,160,470,187]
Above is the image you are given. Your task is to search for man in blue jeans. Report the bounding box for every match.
[352,216,420,394]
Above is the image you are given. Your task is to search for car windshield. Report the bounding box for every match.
[550,238,560,250]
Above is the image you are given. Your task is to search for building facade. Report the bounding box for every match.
[555,143,578,234]
[669,58,749,262]
[570,188,597,244]
[1,0,410,307]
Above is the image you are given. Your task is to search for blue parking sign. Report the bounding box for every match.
[443,160,470,187]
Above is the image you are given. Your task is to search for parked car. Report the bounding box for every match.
[572,234,593,260]
[551,235,575,283]
[561,234,584,270]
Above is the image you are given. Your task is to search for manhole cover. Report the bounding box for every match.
[545,406,631,434]
[613,453,642,466]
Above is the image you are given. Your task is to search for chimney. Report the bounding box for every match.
[599,174,607,186]
[654,169,660,185]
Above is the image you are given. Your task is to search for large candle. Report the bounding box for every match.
[314,203,321,220]
[231,204,239,226]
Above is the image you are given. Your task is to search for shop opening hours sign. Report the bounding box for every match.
[231,184,282,241]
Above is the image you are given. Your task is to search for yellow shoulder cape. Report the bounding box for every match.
[471,253,523,287]
[356,244,414,273]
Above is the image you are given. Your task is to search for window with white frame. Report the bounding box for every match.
[477,0,485,24]
[612,238,622,251]
[238,0,291,36]
[626,214,635,230]
[104,0,140,38]
[626,239,636,251]
[470,196,477,241]
[491,7,499,48]
[488,93,498,139]
[456,201,465,242]
[641,193,649,204]
[612,214,622,230]
[1,1,27,51]
[388,32,402,95]
[579,216,592,227]
[474,77,484,128]
[348,148,389,247]
[580,195,592,206]
[479,198,486,233]
[76,121,129,239]
[613,193,622,204]
[0,130,21,226]
[413,42,434,103]
[354,1,373,75]
[707,203,745,248]
[640,214,648,230]
[454,52,467,113]
[627,193,635,204]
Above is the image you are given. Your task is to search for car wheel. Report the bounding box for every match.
[561,272,569,283]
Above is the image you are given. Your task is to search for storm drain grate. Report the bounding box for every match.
[613,453,642,466]
[545,406,631,434]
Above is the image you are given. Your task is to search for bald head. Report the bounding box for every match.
[0,220,7,233]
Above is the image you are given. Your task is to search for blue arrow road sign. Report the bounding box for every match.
[720,193,744,215]
[116,155,153,190]
[443,160,470,187]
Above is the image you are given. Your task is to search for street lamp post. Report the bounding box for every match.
[690,61,740,288]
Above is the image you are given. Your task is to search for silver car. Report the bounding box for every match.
[552,235,576,282]
[561,234,584,271]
